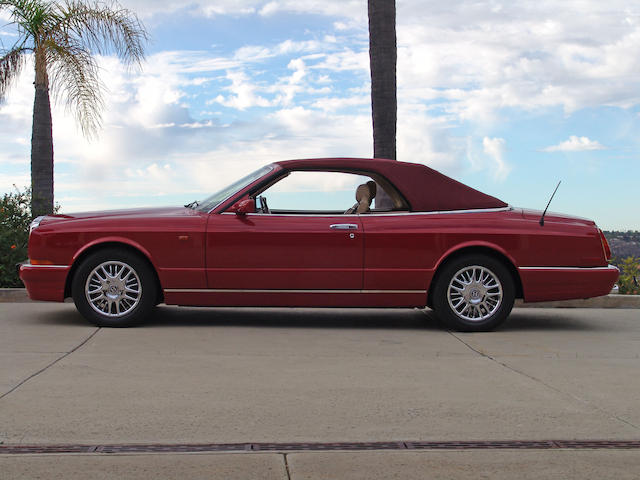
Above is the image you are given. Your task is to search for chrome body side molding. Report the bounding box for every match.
[164,288,426,294]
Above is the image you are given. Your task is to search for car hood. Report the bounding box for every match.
[40,206,199,225]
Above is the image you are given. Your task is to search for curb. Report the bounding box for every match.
[516,295,640,309]
[1,288,639,308]
[0,288,30,303]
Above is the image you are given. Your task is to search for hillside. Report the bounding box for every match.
[603,231,640,263]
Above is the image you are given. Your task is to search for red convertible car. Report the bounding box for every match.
[19,158,618,331]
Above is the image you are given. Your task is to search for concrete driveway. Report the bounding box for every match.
[1,302,639,478]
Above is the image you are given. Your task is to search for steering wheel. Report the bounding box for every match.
[258,195,269,214]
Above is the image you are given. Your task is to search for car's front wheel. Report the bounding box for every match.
[72,248,156,327]
[432,254,515,332]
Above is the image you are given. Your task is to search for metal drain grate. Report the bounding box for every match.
[407,441,559,450]
[251,442,407,451]
[2,439,640,455]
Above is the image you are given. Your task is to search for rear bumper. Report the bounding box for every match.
[18,262,70,302]
[519,265,619,303]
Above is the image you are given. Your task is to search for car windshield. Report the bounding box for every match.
[195,165,273,212]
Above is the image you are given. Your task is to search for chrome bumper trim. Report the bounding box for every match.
[19,263,70,269]
[518,266,617,271]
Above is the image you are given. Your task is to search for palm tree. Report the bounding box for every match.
[368,0,396,209]
[0,0,146,217]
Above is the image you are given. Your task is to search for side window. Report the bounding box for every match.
[259,171,392,213]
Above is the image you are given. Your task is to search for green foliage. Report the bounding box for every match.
[616,256,640,295]
[0,187,32,287]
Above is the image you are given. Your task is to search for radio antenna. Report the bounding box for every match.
[540,181,561,226]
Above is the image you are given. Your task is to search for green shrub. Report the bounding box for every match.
[0,188,32,288]
[617,256,640,295]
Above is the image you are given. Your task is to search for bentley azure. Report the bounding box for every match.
[19,158,618,331]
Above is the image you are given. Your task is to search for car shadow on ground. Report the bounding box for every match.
[144,306,437,330]
[30,305,89,327]
[29,303,610,332]
[139,305,608,332]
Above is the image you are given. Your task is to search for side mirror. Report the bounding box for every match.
[230,198,255,215]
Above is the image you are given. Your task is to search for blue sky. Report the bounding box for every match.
[1,0,639,229]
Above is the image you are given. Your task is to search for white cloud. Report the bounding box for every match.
[256,0,364,20]
[396,105,464,173]
[118,0,256,18]
[120,0,364,20]
[117,1,640,122]
[232,39,344,66]
[542,136,606,152]
[258,1,278,17]
[213,70,273,110]
[311,49,369,73]
[312,95,368,112]
[270,58,307,106]
[481,137,511,181]
[396,1,640,122]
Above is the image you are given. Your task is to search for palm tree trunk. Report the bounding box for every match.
[368,0,396,160]
[31,50,54,217]
[368,0,396,209]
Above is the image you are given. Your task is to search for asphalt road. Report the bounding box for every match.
[1,302,639,478]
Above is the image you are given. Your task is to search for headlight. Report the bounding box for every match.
[29,216,45,234]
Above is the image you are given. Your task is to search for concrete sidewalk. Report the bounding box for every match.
[2,450,640,480]
[1,303,639,478]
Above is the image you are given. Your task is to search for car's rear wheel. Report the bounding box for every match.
[432,254,515,332]
[72,248,156,327]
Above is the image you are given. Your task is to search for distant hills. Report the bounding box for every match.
[603,231,640,263]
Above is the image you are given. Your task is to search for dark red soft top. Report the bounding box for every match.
[275,158,508,212]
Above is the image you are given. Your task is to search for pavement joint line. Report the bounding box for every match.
[0,327,101,401]
[446,329,640,432]
[283,453,292,480]
[2,440,640,455]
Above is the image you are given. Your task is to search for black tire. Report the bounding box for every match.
[71,248,156,327]
[432,254,515,332]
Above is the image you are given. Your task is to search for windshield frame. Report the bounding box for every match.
[195,165,274,213]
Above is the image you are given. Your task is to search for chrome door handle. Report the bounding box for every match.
[330,223,358,230]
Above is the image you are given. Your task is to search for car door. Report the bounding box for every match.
[359,213,434,292]
[205,212,363,290]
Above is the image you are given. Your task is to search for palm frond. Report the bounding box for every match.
[2,0,146,138]
[0,46,26,99]
[56,0,147,66]
[2,0,55,38]
[0,0,26,13]
[46,39,104,136]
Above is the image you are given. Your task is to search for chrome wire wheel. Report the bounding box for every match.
[447,265,503,322]
[85,261,142,317]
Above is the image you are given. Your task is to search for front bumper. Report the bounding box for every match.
[18,262,70,302]
[518,265,620,303]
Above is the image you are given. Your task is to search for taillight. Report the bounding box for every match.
[598,229,611,261]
